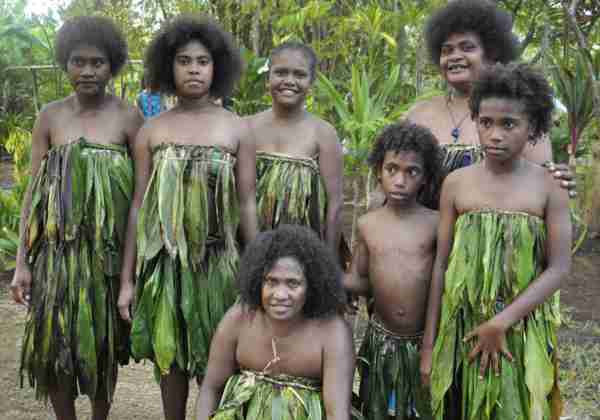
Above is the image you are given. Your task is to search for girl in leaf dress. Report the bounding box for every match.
[421,63,571,420]
[10,16,143,420]
[196,225,354,420]
[117,15,257,420]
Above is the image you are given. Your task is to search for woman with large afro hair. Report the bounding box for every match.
[404,0,575,209]
[118,14,257,420]
[196,225,354,420]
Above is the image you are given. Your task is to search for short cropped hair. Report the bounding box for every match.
[424,0,520,66]
[238,225,346,318]
[470,63,554,140]
[368,121,443,192]
[270,41,318,81]
[145,15,242,98]
[55,15,128,75]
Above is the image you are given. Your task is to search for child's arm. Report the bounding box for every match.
[420,175,458,386]
[464,179,571,377]
[343,220,370,295]
[10,106,51,306]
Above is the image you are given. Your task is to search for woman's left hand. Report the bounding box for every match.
[464,319,513,378]
[544,162,577,198]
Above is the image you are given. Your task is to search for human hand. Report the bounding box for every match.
[419,347,433,387]
[544,162,577,198]
[464,319,513,378]
[10,264,32,307]
[117,280,134,323]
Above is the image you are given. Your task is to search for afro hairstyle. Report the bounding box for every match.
[270,41,318,81]
[469,62,554,141]
[145,15,242,98]
[424,0,520,66]
[55,15,128,76]
[237,224,346,318]
[368,120,443,190]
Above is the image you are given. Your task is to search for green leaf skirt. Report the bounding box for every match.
[131,144,240,378]
[358,316,431,420]
[20,138,133,401]
[431,210,561,420]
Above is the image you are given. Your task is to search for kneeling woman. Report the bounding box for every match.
[196,225,354,420]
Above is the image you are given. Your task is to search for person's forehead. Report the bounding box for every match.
[176,40,211,56]
[271,50,310,67]
[479,97,527,116]
[442,31,483,46]
[383,150,424,166]
[70,43,108,58]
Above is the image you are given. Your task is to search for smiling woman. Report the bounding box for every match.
[196,225,354,420]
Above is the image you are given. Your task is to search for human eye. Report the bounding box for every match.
[177,56,190,65]
[479,118,492,129]
[92,58,105,68]
[70,57,84,67]
[503,119,516,129]
[409,168,421,177]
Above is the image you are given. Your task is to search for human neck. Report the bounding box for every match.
[272,102,306,121]
[177,94,213,111]
[264,313,303,339]
[385,198,421,216]
[484,156,525,175]
[449,83,472,100]
[74,90,108,110]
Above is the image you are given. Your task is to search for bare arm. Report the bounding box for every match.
[322,317,355,420]
[318,125,344,252]
[343,219,370,295]
[236,119,258,245]
[196,305,242,420]
[420,175,458,385]
[117,123,153,322]
[10,107,50,306]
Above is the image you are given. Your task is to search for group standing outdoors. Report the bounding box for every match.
[8,1,578,420]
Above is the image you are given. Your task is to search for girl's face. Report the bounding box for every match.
[268,49,313,108]
[261,257,308,323]
[439,32,491,91]
[476,97,533,163]
[67,44,111,96]
[173,40,214,98]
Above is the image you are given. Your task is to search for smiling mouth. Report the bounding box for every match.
[447,64,468,72]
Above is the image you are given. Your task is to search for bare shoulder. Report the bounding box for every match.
[406,95,445,123]
[315,315,352,345]
[245,109,271,127]
[419,206,440,228]
[112,95,141,120]
[40,96,73,116]
[218,303,249,336]
[311,114,339,146]
[357,208,385,235]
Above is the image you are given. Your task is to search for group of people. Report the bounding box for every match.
[9,1,576,420]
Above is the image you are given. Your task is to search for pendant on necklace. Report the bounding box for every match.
[451,127,460,142]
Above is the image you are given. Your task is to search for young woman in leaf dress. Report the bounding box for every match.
[246,42,347,263]
[117,16,257,420]
[196,225,354,420]
[9,16,143,420]
[405,0,576,208]
[421,63,571,420]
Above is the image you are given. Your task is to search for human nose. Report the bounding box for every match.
[272,285,288,300]
[393,172,406,188]
[80,64,95,77]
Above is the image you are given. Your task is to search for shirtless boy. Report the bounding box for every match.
[10,16,142,420]
[344,121,442,420]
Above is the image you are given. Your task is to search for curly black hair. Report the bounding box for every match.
[368,121,443,196]
[270,41,318,81]
[238,225,346,318]
[145,15,242,98]
[424,0,520,66]
[470,63,554,141]
[55,16,128,76]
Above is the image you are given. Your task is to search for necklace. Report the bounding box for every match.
[446,94,470,143]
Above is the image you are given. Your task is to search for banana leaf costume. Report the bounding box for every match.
[256,151,350,265]
[419,144,484,210]
[131,144,239,378]
[20,138,132,401]
[431,210,561,420]
[211,370,324,420]
[358,317,431,420]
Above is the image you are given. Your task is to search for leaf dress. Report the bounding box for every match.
[431,210,561,420]
[20,138,133,401]
[131,144,239,378]
[256,151,350,265]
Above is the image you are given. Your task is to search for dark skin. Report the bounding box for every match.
[196,260,354,420]
[345,151,438,335]
[246,49,343,251]
[9,44,143,420]
[118,40,258,420]
[420,98,571,385]
[407,31,576,197]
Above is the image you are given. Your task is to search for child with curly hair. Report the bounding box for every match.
[117,15,257,420]
[344,121,443,420]
[10,15,143,420]
[421,63,571,420]
[196,224,354,420]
